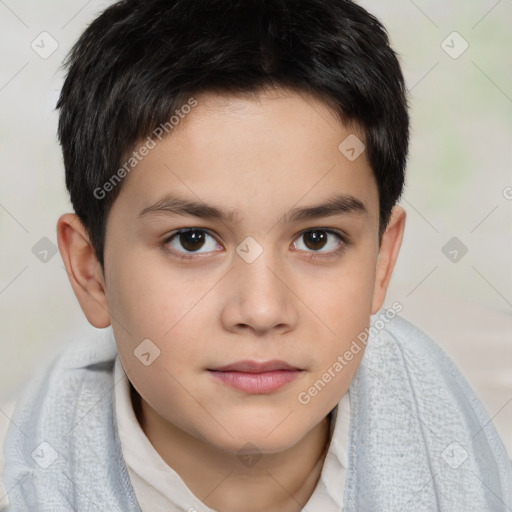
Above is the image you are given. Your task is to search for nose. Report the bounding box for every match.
[220,245,298,337]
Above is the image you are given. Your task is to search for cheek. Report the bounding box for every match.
[109,255,206,420]
[106,245,202,339]
[105,248,205,384]
[298,250,376,392]
[307,249,376,336]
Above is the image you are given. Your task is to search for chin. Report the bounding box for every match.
[198,416,312,456]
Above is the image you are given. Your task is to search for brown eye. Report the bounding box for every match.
[293,229,344,255]
[303,230,328,250]
[164,229,221,256]
[179,230,206,251]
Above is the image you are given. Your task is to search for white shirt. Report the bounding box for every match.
[0,355,350,511]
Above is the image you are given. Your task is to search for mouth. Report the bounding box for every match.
[207,359,303,394]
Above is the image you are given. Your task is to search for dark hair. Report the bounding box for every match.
[57,0,409,268]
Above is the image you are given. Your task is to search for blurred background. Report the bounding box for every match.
[0,1,511,456]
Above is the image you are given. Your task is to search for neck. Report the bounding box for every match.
[130,384,333,512]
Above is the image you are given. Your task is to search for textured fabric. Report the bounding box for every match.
[2,314,512,511]
[2,328,141,512]
[343,316,512,511]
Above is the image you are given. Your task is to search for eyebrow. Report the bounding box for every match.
[138,193,367,224]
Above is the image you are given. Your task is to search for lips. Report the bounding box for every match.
[207,360,303,394]
[208,359,300,373]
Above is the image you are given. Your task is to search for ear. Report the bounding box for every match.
[56,213,111,328]
[371,205,406,314]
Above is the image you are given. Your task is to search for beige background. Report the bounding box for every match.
[0,1,511,457]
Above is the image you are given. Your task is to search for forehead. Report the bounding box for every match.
[170,86,356,158]
[112,86,379,225]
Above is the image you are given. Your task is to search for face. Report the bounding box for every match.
[97,87,390,455]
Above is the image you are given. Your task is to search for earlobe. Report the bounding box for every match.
[371,206,406,314]
[56,213,111,328]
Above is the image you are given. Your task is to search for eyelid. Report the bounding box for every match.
[162,227,348,259]
[291,228,347,259]
[162,228,221,259]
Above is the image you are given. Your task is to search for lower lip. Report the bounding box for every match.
[208,370,302,394]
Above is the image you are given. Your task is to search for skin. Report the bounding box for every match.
[57,86,405,512]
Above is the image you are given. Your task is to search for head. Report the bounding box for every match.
[57,0,408,455]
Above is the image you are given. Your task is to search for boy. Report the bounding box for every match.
[1,0,511,510]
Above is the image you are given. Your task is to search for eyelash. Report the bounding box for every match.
[161,228,348,261]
